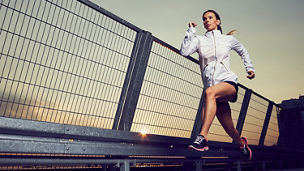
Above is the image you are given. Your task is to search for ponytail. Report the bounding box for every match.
[218,24,237,35]
[217,25,223,34]
[226,29,237,35]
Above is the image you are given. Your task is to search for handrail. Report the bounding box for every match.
[0,116,302,156]
[153,36,200,65]
[78,0,142,32]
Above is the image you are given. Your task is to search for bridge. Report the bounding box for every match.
[0,0,303,170]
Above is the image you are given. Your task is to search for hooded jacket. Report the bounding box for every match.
[180,27,255,88]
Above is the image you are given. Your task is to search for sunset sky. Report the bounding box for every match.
[91,0,304,103]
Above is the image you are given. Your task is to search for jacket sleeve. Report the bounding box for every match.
[231,37,255,72]
[180,27,199,56]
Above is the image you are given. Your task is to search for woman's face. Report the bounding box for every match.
[203,12,220,31]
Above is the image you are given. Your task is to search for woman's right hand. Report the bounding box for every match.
[188,22,197,28]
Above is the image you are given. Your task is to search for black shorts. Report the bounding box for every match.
[224,81,238,102]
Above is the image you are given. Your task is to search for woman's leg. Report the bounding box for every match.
[216,102,243,145]
[199,82,236,139]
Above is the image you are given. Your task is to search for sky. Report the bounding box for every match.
[91,0,304,104]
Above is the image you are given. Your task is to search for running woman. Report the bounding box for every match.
[180,10,255,160]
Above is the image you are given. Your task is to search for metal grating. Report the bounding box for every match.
[208,86,245,142]
[0,0,137,129]
[242,93,269,145]
[131,40,202,138]
[264,105,279,146]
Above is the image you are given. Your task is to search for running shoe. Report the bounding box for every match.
[188,135,209,151]
[240,136,252,160]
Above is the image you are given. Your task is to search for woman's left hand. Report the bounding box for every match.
[247,71,255,79]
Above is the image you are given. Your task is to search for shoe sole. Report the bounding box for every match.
[241,136,248,144]
[188,145,209,151]
[241,136,252,160]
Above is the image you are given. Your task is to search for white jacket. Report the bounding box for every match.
[180,28,255,88]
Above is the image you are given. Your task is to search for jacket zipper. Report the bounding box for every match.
[202,64,209,72]
[212,31,216,85]
[221,61,229,72]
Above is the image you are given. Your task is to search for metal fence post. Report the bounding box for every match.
[262,160,266,171]
[112,31,153,131]
[191,89,205,139]
[120,160,130,171]
[259,101,274,146]
[236,160,242,171]
[236,88,252,136]
[195,160,204,171]
[277,106,284,147]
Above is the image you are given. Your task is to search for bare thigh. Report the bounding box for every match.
[205,82,236,102]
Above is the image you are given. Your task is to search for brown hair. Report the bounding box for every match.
[203,10,236,35]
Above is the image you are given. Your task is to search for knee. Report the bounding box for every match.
[205,88,216,100]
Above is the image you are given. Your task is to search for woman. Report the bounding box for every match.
[180,10,255,160]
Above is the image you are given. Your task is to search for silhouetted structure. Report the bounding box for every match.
[279,96,304,150]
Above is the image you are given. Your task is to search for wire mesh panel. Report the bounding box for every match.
[208,86,245,143]
[131,40,202,138]
[242,93,269,145]
[264,105,280,146]
[0,0,137,129]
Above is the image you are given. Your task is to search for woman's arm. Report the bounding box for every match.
[231,37,255,79]
[180,23,199,56]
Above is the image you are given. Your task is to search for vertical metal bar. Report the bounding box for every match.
[7,0,28,119]
[120,160,130,171]
[85,10,101,128]
[27,0,55,121]
[60,1,79,125]
[102,164,107,171]
[112,31,153,131]
[18,0,40,120]
[41,1,64,122]
[276,106,283,146]
[56,1,81,125]
[236,160,242,171]
[5,0,24,118]
[262,160,266,171]
[191,89,205,139]
[73,3,91,126]
[38,0,62,122]
[195,160,203,171]
[236,88,252,135]
[259,101,273,146]
[112,32,141,130]
[0,0,19,115]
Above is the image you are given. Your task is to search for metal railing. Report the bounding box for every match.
[131,39,202,138]
[0,0,137,129]
[0,0,302,170]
